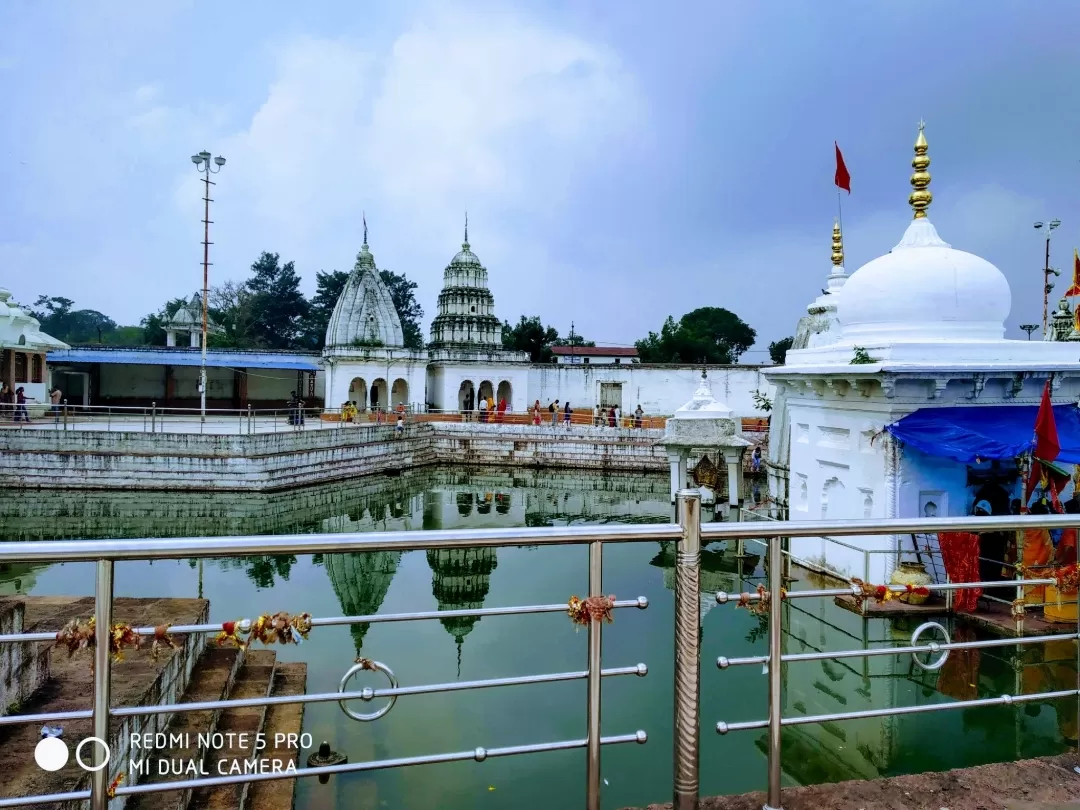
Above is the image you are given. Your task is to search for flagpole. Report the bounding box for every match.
[837,191,844,239]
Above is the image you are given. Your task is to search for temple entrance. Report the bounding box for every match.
[458,380,475,413]
[478,380,494,405]
[370,378,387,410]
[348,377,367,410]
[497,380,513,410]
[391,378,409,408]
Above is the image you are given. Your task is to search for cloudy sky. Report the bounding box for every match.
[2,1,1079,359]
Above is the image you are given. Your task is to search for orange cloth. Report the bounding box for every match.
[1021,528,1053,604]
[1057,527,1078,567]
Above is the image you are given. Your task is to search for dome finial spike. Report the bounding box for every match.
[464,211,469,246]
[363,211,368,246]
[908,120,932,219]
[831,218,844,268]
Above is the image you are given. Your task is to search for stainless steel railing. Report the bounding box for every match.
[0,507,1076,809]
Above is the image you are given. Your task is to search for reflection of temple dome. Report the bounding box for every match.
[325,551,402,652]
[427,546,498,673]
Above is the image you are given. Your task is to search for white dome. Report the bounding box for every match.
[837,217,1011,342]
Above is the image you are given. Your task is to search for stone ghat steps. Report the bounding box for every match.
[0,596,209,809]
[245,662,307,810]
[187,650,276,810]
[125,645,246,810]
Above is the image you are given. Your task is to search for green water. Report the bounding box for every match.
[0,467,1075,810]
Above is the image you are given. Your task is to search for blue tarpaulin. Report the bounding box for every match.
[46,348,320,371]
[886,405,1080,464]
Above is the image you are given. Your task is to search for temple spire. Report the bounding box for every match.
[831,219,844,268]
[908,120,933,219]
[464,211,469,247]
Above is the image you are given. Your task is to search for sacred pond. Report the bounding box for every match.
[0,466,1074,810]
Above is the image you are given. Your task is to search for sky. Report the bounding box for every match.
[3,1,1080,360]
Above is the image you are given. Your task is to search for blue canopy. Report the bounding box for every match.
[886,404,1080,464]
[47,348,320,372]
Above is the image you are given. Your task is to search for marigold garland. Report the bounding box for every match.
[150,624,177,661]
[215,620,249,649]
[848,579,929,611]
[567,595,616,627]
[735,585,787,616]
[107,773,125,798]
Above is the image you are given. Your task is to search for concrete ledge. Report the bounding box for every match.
[622,752,1080,810]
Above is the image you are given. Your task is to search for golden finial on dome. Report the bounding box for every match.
[831,218,844,267]
[908,119,932,219]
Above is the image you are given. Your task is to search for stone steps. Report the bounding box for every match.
[246,662,308,810]
[124,645,245,810]
[187,650,277,810]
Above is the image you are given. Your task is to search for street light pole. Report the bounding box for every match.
[1034,219,1061,335]
[191,150,226,423]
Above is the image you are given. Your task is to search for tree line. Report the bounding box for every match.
[27,248,797,364]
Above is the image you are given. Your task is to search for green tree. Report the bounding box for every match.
[768,336,794,365]
[501,315,561,362]
[243,252,309,349]
[108,326,146,345]
[300,270,350,349]
[379,270,424,350]
[636,307,756,364]
[31,296,118,344]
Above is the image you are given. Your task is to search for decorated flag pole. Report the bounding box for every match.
[834,142,851,239]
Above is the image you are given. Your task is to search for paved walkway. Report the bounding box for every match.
[0,415,343,434]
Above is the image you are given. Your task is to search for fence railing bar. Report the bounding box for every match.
[112,732,649,798]
[111,665,648,719]
[716,578,1057,607]
[718,688,1079,735]
[0,789,91,808]
[0,708,92,727]
[0,599,652,646]
[718,632,1080,669]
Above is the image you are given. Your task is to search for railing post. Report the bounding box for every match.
[765,532,784,810]
[151,401,157,434]
[674,490,701,810]
[91,559,114,810]
[63,398,68,431]
[586,540,603,810]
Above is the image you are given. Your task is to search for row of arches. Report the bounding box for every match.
[347,376,409,410]
[457,379,513,411]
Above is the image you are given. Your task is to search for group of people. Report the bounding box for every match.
[528,400,646,428]
[339,400,407,434]
[0,384,63,423]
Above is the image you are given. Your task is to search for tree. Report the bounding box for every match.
[769,336,794,365]
[30,296,118,344]
[379,270,424,350]
[243,252,309,350]
[636,307,756,364]
[300,270,350,349]
[501,315,561,362]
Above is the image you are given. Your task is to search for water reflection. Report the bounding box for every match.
[324,552,402,653]
[427,547,499,675]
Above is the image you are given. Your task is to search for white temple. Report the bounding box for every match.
[164,293,223,348]
[766,123,1080,582]
[0,288,67,407]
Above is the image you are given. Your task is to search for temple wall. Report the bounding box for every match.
[0,422,671,492]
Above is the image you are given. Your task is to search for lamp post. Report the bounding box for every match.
[191,150,226,423]
[1034,219,1061,335]
[1020,324,1039,341]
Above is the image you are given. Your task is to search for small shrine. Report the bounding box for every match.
[164,292,223,348]
[662,371,751,513]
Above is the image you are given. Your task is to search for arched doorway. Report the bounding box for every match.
[458,380,475,413]
[370,378,388,410]
[391,378,409,408]
[496,380,512,410]
[478,380,494,404]
[348,377,367,410]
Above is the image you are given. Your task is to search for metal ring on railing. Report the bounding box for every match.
[338,658,398,722]
[909,621,950,672]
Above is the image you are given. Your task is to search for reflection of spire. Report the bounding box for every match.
[908,120,932,220]
[427,547,499,675]
[325,551,402,653]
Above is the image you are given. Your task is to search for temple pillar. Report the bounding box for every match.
[189,331,200,348]
[723,448,744,509]
[166,330,177,348]
[667,449,687,503]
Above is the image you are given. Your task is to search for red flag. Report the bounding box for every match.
[1034,379,1060,461]
[1065,249,1080,297]
[834,142,851,194]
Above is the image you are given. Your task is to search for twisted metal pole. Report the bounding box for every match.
[90,560,114,810]
[765,533,784,810]
[673,490,701,810]
[586,541,604,810]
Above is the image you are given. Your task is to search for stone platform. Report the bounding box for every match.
[621,752,1080,809]
[0,596,307,810]
[834,593,1078,637]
